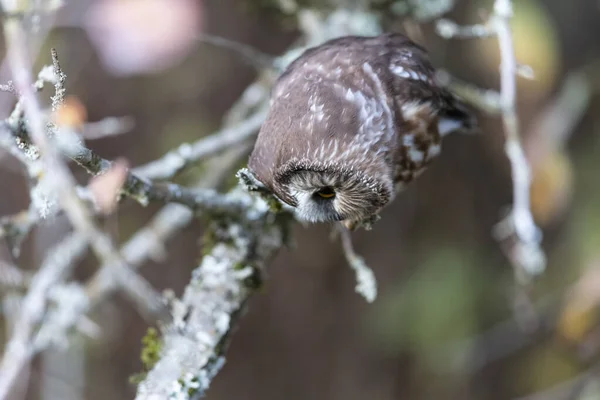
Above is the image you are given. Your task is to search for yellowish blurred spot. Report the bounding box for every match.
[53,96,88,129]
[515,344,578,396]
[558,261,600,343]
[474,0,560,98]
[558,300,596,343]
[87,158,129,215]
[530,149,573,226]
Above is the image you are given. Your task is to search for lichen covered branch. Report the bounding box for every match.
[135,189,291,399]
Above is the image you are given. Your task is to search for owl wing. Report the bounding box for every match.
[380,33,476,136]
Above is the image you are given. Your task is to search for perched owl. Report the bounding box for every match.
[248,33,475,229]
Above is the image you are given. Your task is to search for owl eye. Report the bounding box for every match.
[315,187,335,199]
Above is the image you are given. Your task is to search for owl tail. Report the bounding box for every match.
[438,96,478,137]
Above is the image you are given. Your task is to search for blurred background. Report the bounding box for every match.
[1,0,600,399]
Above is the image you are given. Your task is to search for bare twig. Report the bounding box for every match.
[6,115,251,214]
[0,260,31,290]
[436,0,546,279]
[133,107,268,181]
[196,34,277,71]
[0,146,251,399]
[223,77,273,126]
[524,69,592,167]
[80,116,135,140]
[435,70,502,114]
[0,233,87,400]
[0,67,263,370]
[11,71,261,389]
[436,19,492,39]
[0,19,167,393]
[339,226,377,303]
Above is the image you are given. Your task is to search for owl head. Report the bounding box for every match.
[247,74,396,226]
[272,159,392,224]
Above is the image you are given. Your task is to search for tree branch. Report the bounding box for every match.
[435,0,546,279]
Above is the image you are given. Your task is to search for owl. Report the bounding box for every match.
[248,33,475,229]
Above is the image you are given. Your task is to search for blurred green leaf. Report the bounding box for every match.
[369,246,482,370]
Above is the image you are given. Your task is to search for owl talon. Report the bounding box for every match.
[236,168,267,193]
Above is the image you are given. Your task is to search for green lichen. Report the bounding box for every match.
[265,195,283,213]
[129,327,163,385]
[200,223,237,256]
[200,229,218,256]
[233,262,247,271]
[178,375,201,398]
[122,175,152,207]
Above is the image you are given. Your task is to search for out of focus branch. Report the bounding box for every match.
[0,233,87,400]
[133,107,268,181]
[339,226,377,303]
[436,19,493,39]
[0,210,36,257]
[86,144,252,301]
[9,78,266,399]
[0,13,168,397]
[0,144,253,400]
[7,31,165,314]
[472,63,595,365]
[135,187,291,400]
[5,109,253,214]
[196,34,277,71]
[80,116,135,140]
[435,70,502,114]
[492,0,545,279]
[436,0,546,280]
[0,260,31,290]
[524,70,592,166]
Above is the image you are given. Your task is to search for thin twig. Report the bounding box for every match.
[0,260,31,290]
[0,209,37,257]
[524,69,592,167]
[80,116,135,140]
[339,226,377,303]
[6,117,251,213]
[196,34,277,71]
[491,0,545,278]
[436,19,493,39]
[133,107,268,181]
[435,70,502,114]
[0,146,252,397]
[14,72,260,372]
[2,13,167,365]
[0,234,87,400]
[435,0,546,278]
